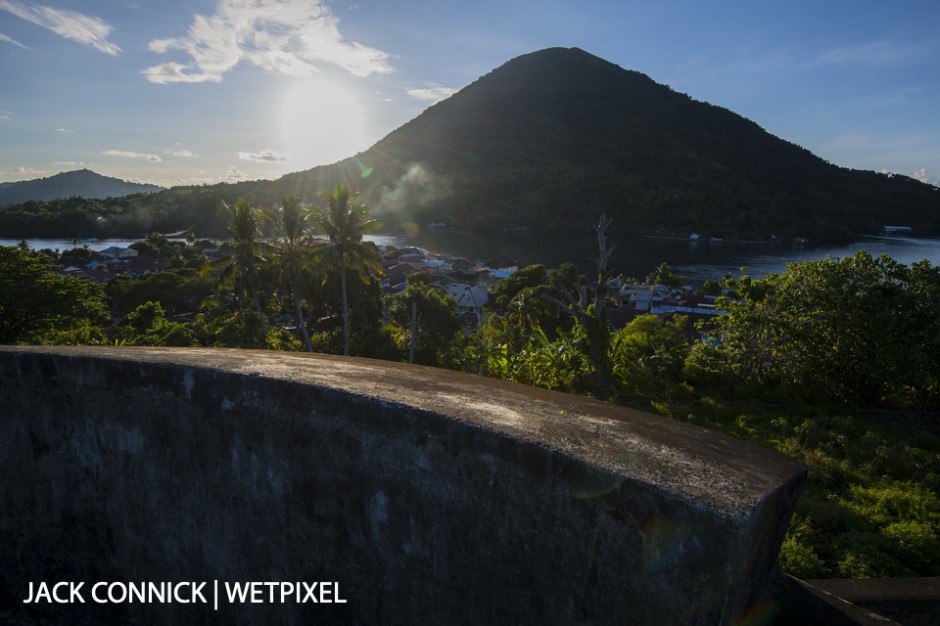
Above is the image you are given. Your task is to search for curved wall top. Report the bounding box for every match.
[0,346,805,625]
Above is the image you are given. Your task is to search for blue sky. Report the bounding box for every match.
[2,0,939,188]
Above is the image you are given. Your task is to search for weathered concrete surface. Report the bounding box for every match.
[0,346,806,625]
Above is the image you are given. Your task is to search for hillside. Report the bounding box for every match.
[0,169,162,205]
[271,47,938,241]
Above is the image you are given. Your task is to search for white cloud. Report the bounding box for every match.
[237,148,285,162]
[143,0,392,84]
[0,32,29,48]
[102,149,162,162]
[164,149,196,157]
[734,38,934,76]
[0,0,120,56]
[142,61,212,84]
[51,160,85,167]
[226,166,248,181]
[15,166,45,176]
[0,110,12,120]
[812,40,932,67]
[407,84,458,103]
[55,127,73,133]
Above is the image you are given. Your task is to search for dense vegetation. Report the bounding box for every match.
[3,48,939,243]
[2,195,939,582]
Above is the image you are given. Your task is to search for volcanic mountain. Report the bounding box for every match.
[263,47,937,241]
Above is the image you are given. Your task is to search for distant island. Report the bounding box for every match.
[1,47,938,243]
[0,169,163,205]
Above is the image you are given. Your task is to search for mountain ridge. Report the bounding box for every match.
[0,169,163,205]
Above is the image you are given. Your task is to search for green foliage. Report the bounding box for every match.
[778,515,828,579]
[107,268,216,316]
[656,388,940,578]
[388,279,460,367]
[125,300,166,335]
[702,252,940,407]
[610,314,690,400]
[264,195,316,351]
[219,197,269,342]
[839,482,940,574]
[645,262,686,288]
[510,327,591,392]
[314,184,382,356]
[129,241,160,257]
[0,246,108,344]
[488,264,548,311]
[193,295,293,349]
[116,300,198,347]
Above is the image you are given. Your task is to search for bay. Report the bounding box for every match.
[376,231,940,282]
[5,232,940,282]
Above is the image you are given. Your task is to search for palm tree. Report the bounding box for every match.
[263,195,314,352]
[315,184,381,356]
[220,197,268,342]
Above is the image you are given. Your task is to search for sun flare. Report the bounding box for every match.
[280,79,370,169]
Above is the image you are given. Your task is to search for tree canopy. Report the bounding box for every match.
[0,246,108,344]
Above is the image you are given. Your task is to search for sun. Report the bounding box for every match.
[280,79,370,169]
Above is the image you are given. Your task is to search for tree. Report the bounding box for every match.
[129,241,160,257]
[488,264,548,311]
[119,300,198,347]
[542,214,618,395]
[611,314,690,399]
[0,246,108,344]
[701,252,940,407]
[314,184,381,356]
[219,197,268,343]
[645,262,686,288]
[389,278,460,366]
[264,195,315,352]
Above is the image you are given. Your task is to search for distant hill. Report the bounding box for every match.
[0,169,162,205]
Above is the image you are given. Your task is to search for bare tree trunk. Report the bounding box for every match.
[409,299,417,363]
[251,283,268,343]
[341,267,350,356]
[291,278,313,352]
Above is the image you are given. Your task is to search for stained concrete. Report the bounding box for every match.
[0,346,806,625]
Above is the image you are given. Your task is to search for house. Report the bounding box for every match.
[651,295,723,317]
[623,284,671,312]
[881,225,912,235]
[394,247,426,261]
[631,287,653,311]
[121,256,167,278]
[57,265,84,278]
[380,262,414,294]
[422,257,452,272]
[97,246,138,259]
[82,263,115,283]
[444,283,489,323]
[484,256,518,279]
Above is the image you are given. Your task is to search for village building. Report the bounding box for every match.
[97,246,138,259]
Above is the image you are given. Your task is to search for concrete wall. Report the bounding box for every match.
[0,346,805,625]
